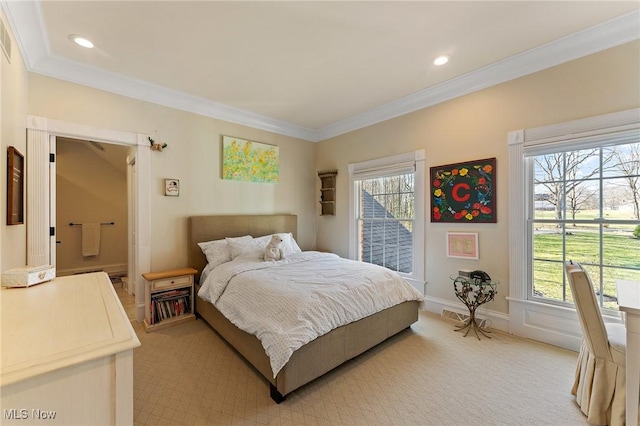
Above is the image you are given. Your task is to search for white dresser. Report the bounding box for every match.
[1,272,140,425]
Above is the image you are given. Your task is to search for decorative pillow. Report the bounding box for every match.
[198,239,234,269]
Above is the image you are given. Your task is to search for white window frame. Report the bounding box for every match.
[348,150,425,292]
[508,108,639,351]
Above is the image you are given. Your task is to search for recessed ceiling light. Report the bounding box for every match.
[69,34,94,49]
[433,55,450,66]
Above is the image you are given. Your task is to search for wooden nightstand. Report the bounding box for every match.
[143,267,197,332]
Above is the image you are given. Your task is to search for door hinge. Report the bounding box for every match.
[49,153,55,162]
[50,227,55,236]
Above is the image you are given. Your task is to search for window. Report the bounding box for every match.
[529,143,640,310]
[508,109,640,348]
[357,173,415,273]
[349,151,425,285]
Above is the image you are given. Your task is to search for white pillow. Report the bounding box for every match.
[197,239,232,269]
[226,233,302,260]
[287,233,302,254]
[254,233,301,257]
[198,235,253,267]
[226,235,259,259]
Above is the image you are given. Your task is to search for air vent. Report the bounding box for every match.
[441,308,468,323]
[0,17,12,63]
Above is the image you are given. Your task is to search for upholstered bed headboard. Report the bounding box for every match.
[188,214,297,282]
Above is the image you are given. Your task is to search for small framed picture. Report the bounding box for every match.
[7,146,25,225]
[446,232,479,259]
[164,179,179,196]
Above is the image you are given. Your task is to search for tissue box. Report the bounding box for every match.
[2,265,56,287]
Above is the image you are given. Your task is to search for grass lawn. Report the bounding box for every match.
[533,226,640,310]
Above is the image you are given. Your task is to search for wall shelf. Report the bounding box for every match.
[318,170,337,216]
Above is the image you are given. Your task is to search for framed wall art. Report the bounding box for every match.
[7,146,24,225]
[222,136,279,183]
[430,157,496,223]
[446,232,479,259]
[164,179,180,196]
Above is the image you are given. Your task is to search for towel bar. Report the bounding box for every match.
[69,222,115,226]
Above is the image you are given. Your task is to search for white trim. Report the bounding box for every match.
[421,295,510,334]
[524,108,640,144]
[49,135,56,269]
[507,108,637,346]
[31,55,318,142]
[4,2,638,142]
[313,10,640,141]
[27,115,151,323]
[26,128,50,267]
[0,0,49,70]
[349,151,418,178]
[56,263,128,277]
[507,297,624,352]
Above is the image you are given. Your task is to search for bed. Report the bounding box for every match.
[188,214,422,403]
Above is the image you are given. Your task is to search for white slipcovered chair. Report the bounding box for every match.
[565,261,628,425]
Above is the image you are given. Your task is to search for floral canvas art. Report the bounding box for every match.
[222,136,279,183]
[430,157,496,223]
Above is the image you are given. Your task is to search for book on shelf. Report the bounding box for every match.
[151,293,191,324]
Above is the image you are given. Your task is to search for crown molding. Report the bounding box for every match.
[4,1,639,143]
[31,54,318,142]
[1,0,317,142]
[316,10,640,141]
[1,0,49,69]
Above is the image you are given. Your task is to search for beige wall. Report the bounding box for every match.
[56,140,129,275]
[315,40,640,314]
[0,14,28,272]
[2,28,637,308]
[27,74,317,272]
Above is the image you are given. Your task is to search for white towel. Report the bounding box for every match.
[82,223,101,257]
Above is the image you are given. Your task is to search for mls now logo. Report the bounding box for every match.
[4,408,57,420]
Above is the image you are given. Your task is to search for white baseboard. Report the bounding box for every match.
[421,295,510,333]
[57,263,127,277]
[507,297,625,352]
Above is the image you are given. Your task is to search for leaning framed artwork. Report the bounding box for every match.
[430,157,496,223]
[446,232,479,259]
[222,136,279,183]
[7,146,24,225]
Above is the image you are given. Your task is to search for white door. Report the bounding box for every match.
[49,135,57,268]
[26,128,51,267]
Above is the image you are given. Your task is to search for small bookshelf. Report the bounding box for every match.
[318,170,337,216]
[143,268,197,332]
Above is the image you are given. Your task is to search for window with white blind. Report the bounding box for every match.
[508,109,640,349]
[349,151,425,285]
[509,108,640,317]
[528,142,640,311]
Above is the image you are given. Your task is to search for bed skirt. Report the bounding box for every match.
[195,286,419,400]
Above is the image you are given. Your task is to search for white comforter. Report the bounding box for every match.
[198,251,423,377]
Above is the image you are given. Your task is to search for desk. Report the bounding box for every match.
[1,272,140,425]
[616,279,640,426]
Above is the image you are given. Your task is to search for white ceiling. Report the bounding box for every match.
[3,1,639,141]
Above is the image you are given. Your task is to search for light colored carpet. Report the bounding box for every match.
[129,310,587,426]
